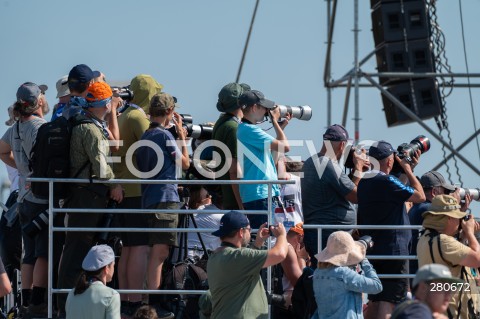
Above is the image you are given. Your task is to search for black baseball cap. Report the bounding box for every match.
[323,124,349,141]
[368,140,396,160]
[238,90,275,109]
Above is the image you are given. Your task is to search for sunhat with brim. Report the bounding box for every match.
[412,264,464,288]
[422,194,466,219]
[314,231,366,267]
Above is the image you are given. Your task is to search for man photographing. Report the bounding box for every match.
[207,211,288,319]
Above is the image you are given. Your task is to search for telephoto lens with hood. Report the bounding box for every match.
[391,135,430,175]
[276,105,313,121]
[458,188,480,201]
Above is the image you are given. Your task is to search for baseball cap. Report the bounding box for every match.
[85,82,113,108]
[56,75,70,98]
[212,211,250,237]
[16,82,48,104]
[323,124,348,141]
[421,171,456,192]
[422,194,466,219]
[412,264,463,288]
[368,140,396,160]
[68,64,100,85]
[216,82,250,113]
[238,90,275,109]
[82,245,115,271]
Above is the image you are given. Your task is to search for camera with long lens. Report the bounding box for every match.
[111,86,134,101]
[459,188,480,201]
[267,293,286,307]
[276,105,313,121]
[358,235,374,252]
[97,199,118,243]
[167,114,214,140]
[391,135,430,175]
[23,210,49,238]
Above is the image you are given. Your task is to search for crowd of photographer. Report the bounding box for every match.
[1,62,480,319]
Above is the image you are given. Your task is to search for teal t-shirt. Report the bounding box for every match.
[207,247,268,319]
[237,122,280,203]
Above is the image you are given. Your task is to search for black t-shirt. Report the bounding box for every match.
[392,301,433,319]
[0,256,5,275]
[357,171,414,255]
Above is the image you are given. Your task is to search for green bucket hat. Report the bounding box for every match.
[216,82,250,113]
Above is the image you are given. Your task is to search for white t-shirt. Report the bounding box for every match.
[274,174,303,225]
[187,204,224,258]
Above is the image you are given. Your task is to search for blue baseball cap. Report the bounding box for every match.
[212,211,250,237]
[323,124,348,141]
[68,64,100,85]
[238,90,275,109]
[368,140,396,160]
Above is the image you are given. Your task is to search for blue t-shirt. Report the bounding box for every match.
[237,122,280,203]
[136,127,181,208]
[392,301,433,319]
[409,201,431,253]
[357,171,414,255]
[51,103,67,121]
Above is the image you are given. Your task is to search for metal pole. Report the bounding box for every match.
[326,0,333,126]
[353,0,360,142]
[342,76,353,127]
[267,183,272,318]
[47,181,54,319]
[366,72,480,78]
[327,49,378,88]
[432,128,480,172]
[236,0,260,83]
[331,83,480,88]
[363,73,480,176]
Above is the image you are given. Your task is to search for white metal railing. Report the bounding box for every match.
[303,224,423,279]
[29,177,294,318]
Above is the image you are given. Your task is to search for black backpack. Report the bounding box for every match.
[29,115,92,199]
[291,267,317,319]
[159,260,209,319]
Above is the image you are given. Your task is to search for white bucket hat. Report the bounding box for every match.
[315,231,366,266]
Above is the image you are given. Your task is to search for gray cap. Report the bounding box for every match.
[420,171,456,192]
[412,264,463,288]
[82,245,115,271]
[16,82,48,104]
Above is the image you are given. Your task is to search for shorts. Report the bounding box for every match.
[368,259,408,304]
[18,199,49,264]
[117,197,149,247]
[147,202,179,246]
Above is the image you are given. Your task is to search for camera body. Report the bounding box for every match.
[111,86,134,101]
[391,135,430,175]
[358,235,374,252]
[23,210,49,238]
[167,114,213,140]
[97,199,118,243]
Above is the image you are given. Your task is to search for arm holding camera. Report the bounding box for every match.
[344,258,383,294]
[262,222,289,268]
[269,107,290,153]
[172,112,190,170]
[396,150,425,204]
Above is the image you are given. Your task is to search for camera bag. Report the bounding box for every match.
[159,260,208,319]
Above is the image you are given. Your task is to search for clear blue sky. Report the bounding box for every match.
[0,0,479,210]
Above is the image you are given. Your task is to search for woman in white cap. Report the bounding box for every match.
[312,231,382,319]
[66,245,120,319]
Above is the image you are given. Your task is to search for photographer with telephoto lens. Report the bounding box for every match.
[357,140,426,319]
[312,231,382,319]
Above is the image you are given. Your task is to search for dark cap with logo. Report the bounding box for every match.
[368,140,396,160]
[323,124,348,141]
[212,211,250,237]
[238,90,275,109]
[420,171,456,191]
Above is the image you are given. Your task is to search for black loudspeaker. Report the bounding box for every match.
[376,39,435,85]
[371,0,443,126]
[381,79,442,127]
[371,0,430,46]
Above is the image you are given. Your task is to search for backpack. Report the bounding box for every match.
[29,115,92,199]
[159,260,209,319]
[291,267,317,319]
